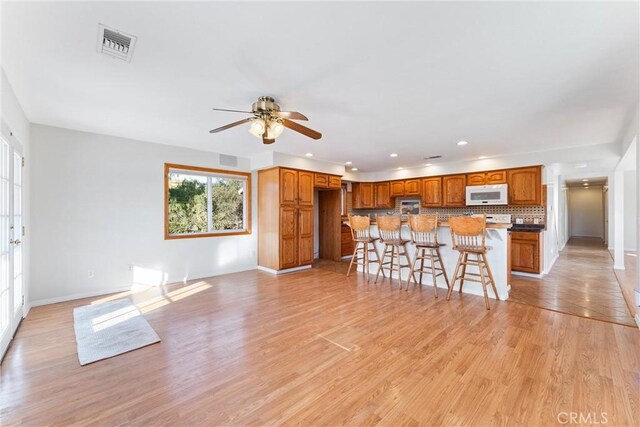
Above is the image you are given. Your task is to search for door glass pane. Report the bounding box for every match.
[13,152,22,313]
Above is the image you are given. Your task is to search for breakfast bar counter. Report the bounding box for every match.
[346,221,512,300]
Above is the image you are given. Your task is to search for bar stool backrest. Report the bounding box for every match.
[349,215,372,242]
[449,215,487,251]
[408,214,439,246]
[376,214,402,243]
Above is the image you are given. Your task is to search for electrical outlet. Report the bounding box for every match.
[88,270,95,278]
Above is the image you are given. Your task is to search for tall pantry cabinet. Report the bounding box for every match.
[258,167,314,271]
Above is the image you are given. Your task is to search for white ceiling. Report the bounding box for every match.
[2,1,638,172]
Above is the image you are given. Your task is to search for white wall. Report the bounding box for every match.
[29,124,257,305]
[624,170,637,251]
[542,167,559,273]
[567,187,604,238]
[1,69,31,313]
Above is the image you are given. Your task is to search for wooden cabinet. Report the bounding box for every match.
[298,171,314,206]
[466,170,506,186]
[314,173,328,188]
[328,175,341,189]
[511,231,542,274]
[390,181,405,197]
[404,179,420,196]
[280,168,298,205]
[508,166,542,205]
[352,182,374,209]
[486,170,507,184]
[374,182,393,208]
[442,175,466,206]
[421,177,442,207]
[341,224,355,257]
[315,174,341,189]
[258,167,315,271]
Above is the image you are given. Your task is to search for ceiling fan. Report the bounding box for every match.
[209,96,322,144]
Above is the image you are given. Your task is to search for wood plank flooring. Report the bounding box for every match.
[510,237,636,327]
[1,266,639,426]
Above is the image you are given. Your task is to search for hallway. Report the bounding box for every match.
[509,237,636,327]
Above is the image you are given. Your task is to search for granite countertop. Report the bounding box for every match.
[343,220,512,229]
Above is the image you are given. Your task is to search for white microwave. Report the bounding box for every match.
[466,184,508,205]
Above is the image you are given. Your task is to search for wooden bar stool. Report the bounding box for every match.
[446,215,500,310]
[374,214,412,287]
[405,214,451,296]
[346,215,383,282]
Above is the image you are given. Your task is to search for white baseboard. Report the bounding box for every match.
[256,265,311,275]
[512,271,544,279]
[30,286,132,308]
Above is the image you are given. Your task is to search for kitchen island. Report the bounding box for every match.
[350,221,512,300]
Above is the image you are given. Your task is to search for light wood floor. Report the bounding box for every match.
[510,237,636,327]
[2,267,639,426]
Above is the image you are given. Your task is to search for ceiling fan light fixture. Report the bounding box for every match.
[249,119,266,138]
[268,120,285,139]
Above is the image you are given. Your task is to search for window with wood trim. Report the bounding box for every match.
[164,164,251,239]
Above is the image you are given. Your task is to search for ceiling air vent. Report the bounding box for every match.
[97,24,137,62]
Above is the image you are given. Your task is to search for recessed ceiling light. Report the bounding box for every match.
[575,163,588,169]
[390,153,398,157]
[478,156,487,159]
[345,161,352,165]
[457,140,468,146]
[305,153,313,157]
[582,179,589,182]
[397,167,404,170]
[351,167,358,171]
[425,163,433,167]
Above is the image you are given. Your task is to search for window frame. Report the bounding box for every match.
[164,163,252,239]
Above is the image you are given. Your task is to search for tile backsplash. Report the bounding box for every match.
[350,196,546,224]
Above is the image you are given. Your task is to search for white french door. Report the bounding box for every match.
[0,130,23,360]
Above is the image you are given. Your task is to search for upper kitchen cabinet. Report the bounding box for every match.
[298,171,314,205]
[390,181,405,197]
[421,177,442,207]
[328,175,342,189]
[404,179,421,196]
[442,175,466,206]
[466,170,507,186]
[508,166,542,205]
[374,182,393,208]
[279,168,299,205]
[352,182,374,209]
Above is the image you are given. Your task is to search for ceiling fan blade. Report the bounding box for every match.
[274,111,308,121]
[282,119,322,140]
[209,117,253,133]
[262,136,275,144]
[212,108,254,114]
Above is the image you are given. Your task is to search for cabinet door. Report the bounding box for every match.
[361,183,374,208]
[314,173,329,188]
[442,175,466,206]
[374,182,392,208]
[390,181,405,197]
[486,170,506,184]
[328,175,341,189]
[421,177,442,207]
[511,237,539,273]
[352,183,363,209]
[508,166,542,205]
[404,179,421,196]
[280,168,298,205]
[298,171,314,206]
[298,207,314,265]
[280,206,298,269]
[466,173,486,186]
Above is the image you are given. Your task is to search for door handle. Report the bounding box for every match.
[10,239,21,245]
